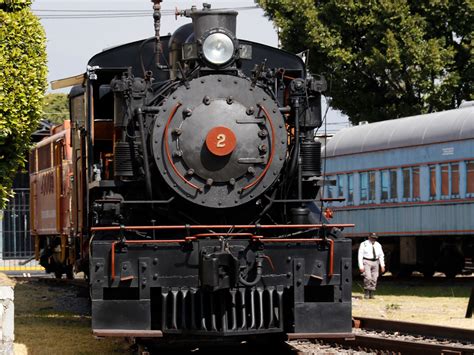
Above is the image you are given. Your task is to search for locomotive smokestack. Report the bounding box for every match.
[184,3,238,38]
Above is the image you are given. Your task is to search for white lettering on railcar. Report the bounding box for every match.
[442,147,454,156]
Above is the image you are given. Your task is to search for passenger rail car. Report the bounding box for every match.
[31,4,354,341]
[324,105,474,277]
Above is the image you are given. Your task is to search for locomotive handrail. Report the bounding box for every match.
[185,232,257,241]
[94,197,175,204]
[92,223,355,232]
[264,196,335,203]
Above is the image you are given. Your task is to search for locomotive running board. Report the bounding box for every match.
[93,329,163,338]
[287,333,355,341]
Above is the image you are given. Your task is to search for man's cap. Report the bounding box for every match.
[368,233,378,239]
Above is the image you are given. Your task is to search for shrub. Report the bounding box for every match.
[0,0,47,208]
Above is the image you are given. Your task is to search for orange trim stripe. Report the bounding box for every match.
[332,198,474,210]
[324,158,474,175]
[163,103,200,190]
[344,229,474,238]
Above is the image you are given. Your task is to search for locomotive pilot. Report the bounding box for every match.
[358,233,385,299]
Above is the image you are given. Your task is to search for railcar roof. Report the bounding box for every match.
[325,106,474,158]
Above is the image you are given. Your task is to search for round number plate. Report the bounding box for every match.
[205,126,237,156]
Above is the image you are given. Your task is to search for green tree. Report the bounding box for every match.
[258,0,473,123]
[43,93,69,124]
[0,0,47,208]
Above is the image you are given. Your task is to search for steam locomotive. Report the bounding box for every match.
[31,4,353,341]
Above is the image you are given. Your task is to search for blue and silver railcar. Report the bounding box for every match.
[324,104,474,277]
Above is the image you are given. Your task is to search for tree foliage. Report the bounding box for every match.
[0,0,47,208]
[43,93,69,124]
[258,0,473,123]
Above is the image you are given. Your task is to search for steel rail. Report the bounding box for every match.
[339,333,474,355]
[353,317,474,343]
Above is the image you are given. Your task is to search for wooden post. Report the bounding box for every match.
[466,286,474,318]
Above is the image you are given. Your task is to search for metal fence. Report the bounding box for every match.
[0,188,41,271]
[1,188,32,259]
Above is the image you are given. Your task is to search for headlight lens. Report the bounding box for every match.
[202,33,234,65]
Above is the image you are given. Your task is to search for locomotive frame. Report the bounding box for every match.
[32,4,354,342]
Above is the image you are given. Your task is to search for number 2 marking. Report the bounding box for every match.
[217,134,226,148]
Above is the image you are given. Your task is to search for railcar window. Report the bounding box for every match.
[337,175,344,198]
[441,164,449,197]
[402,168,411,199]
[347,174,353,204]
[467,161,474,195]
[326,176,335,198]
[413,167,420,199]
[390,169,397,200]
[381,170,389,201]
[368,171,376,201]
[451,164,459,196]
[360,172,368,203]
[429,165,437,199]
[38,143,51,171]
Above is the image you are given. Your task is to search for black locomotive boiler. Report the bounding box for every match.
[49,3,353,341]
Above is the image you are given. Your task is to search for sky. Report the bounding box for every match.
[31,0,349,132]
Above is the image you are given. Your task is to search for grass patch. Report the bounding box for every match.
[14,281,129,355]
[352,277,474,329]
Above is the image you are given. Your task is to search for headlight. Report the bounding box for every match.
[202,33,235,65]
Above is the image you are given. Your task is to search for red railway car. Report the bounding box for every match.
[30,121,74,278]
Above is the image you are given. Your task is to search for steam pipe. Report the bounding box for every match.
[136,108,153,199]
[152,0,163,68]
[239,258,263,287]
[293,97,302,201]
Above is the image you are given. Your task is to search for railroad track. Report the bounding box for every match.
[313,317,474,354]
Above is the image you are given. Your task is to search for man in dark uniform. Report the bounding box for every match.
[358,233,385,299]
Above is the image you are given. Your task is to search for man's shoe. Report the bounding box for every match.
[364,290,370,299]
[369,291,375,299]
